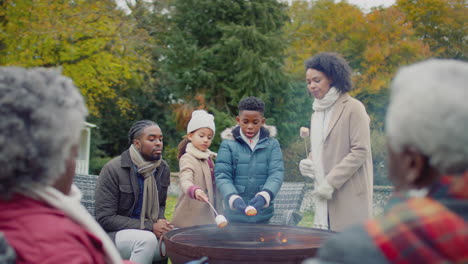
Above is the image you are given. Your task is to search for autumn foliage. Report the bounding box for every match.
[0,0,465,178]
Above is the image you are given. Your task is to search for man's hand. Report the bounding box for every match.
[299,159,315,179]
[195,189,208,202]
[152,219,174,238]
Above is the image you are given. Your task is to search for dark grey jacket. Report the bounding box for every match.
[95,150,171,241]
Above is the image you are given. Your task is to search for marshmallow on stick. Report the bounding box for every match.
[245,205,257,216]
[215,215,228,228]
[300,127,310,158]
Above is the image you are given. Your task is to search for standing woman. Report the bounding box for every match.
[299,52,373,231]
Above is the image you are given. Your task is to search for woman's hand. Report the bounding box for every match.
[314,180,334,200]
[299,159,315,179]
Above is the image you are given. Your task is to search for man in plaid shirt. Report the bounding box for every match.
[304,59,468,264]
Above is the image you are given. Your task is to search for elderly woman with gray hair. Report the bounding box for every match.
[304,59,468,264]
[0,67,131,264]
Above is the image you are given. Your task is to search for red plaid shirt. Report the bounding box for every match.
[366,171,468,264]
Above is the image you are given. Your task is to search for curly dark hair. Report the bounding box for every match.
[238,96,265,114]
[304,52,353,93]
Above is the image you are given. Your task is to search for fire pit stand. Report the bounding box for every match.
[162,223,336,264]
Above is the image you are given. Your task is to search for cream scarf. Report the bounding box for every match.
[185,142,216,160]
[129,144,161,229]
[311,87,340,230]
[24,184,123,264]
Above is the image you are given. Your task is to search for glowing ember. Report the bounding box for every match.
[276,232,288,244]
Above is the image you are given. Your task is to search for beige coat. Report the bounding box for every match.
[317,93,373,231]
[171,146,222,228]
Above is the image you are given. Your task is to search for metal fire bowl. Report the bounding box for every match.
[163,223,336,264]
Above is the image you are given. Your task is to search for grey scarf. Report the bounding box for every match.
[129,144,161,229]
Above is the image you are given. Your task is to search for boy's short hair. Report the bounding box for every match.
[238,96,265,114]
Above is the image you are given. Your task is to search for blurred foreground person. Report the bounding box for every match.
[0,67,128,264]
[304,59,468,263]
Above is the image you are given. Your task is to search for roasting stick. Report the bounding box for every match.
[202,197,228,228]
[300,127,310,158]
[204,197,220,216]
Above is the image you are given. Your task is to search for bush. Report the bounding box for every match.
[371,129,391,186]
[89,156,113,175]
[282,138,311,182]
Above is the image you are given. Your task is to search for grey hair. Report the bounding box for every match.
[0,67,87,198]
[386,59,468,174]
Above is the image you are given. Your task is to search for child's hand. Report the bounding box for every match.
[248,195,266,210]
[233,198,247,211]
[195,189,208,202]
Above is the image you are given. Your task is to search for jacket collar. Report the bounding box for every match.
[324,92,350,140]
[121,149,133,168]
[221,125,277,141]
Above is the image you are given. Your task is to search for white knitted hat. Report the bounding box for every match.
[187,110,216,134]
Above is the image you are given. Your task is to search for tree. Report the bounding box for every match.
[162,0,290,120]
[284,0,431,120]
[355,7,432,97]
[0,0,153,117]
[396,0,467,60]
[284,0,367,79]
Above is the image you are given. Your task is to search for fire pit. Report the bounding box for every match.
[163,223,336,264]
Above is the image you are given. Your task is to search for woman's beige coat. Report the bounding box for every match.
[171,150,222,228]
[316,93,373,231]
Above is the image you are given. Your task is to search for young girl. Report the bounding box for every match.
[171,110,222,228]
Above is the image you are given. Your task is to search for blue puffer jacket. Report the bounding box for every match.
[215,125,284,223]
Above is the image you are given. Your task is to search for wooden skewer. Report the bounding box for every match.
[204,198,220,216]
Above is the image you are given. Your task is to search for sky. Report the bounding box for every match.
[116,0,397,14]
[345,0,396,12]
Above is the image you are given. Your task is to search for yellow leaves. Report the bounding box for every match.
[1,0,152,118]
[396,0,466,59]
[284,0,366,79]
[285,0,433,97]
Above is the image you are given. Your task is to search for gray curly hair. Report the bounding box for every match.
[386,59,468,174]
[0,67,88,198]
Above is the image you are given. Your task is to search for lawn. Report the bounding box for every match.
[165,195,314,227]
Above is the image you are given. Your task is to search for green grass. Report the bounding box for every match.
[165,195,178,222]
[297,210,314,227]
[165,195,314,227]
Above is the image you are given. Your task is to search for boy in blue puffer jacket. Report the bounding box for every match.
[215,96,284,223]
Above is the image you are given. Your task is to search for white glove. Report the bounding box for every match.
[299,159,315,179]
[314,180,334,200]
